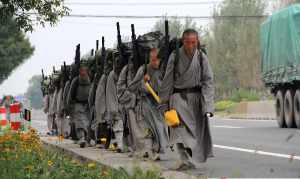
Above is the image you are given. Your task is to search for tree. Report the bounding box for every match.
[0,18,34,84]
[207,0,267,98]
[272,0,300,9]
[25,75,43,109]
[152,16,203,38]
[0,0,69,32]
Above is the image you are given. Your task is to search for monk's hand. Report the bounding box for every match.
[158,103,169,113]
[144,74,150,82]
[205,112,213,118]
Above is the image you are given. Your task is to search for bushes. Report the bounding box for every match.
[229,89,261,102]
[215,100,237,112]
[0,129,164,179]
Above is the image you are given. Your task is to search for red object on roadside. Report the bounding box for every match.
[9,103,22,131]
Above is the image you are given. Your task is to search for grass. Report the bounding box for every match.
[0,128,164,179]
[215,100,237,112]
[229,89,260,102]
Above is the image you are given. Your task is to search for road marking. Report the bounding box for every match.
[216,118,274,122]
[214,144,300,161]
[213,125,244,129]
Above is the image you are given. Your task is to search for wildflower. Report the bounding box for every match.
[88,162,96,169]
[48,160,54,167]
[25,165,33,171]
[101,169,109,176]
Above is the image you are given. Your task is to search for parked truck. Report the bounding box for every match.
[261,4,300,128]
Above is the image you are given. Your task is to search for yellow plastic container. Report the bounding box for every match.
[100,138,107,144]
[164,109,180,127]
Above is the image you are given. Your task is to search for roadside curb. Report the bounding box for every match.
[41,137,203,179]
[214,115,275,121]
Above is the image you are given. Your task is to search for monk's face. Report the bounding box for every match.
[149,48,160,69]
[79,67,89,78]
[183,33,198,56]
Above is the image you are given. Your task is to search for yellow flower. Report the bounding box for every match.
[101,170,109,176]
[48,160,54,167]
[58,135,64,142]
[25,165,33,171]
[88,162,96,169]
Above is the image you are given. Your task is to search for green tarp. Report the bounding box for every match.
[260,4,300,85]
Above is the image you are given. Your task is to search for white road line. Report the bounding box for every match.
[215,118,273,122]
[213,125,244,129]
[214,144,300,161]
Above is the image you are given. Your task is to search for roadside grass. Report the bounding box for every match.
[0,128,164,179]
[215,100,237,112]
[229,89,261,102]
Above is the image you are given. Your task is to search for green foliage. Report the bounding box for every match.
[0,0,69,32]
[275,0,300,9]
[215,100,237,111]
[0,131,164,179]
[207,0,267,98]
[26,75,43,109]
[152,16,206,38]
[229,89,260,102]
[0,18,34,84]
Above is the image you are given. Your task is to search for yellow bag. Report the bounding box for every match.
[143,81,180,127]
[164,109,180,127]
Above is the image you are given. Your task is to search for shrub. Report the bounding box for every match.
[215,100,237,112]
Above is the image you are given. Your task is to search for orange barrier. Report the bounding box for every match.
[0,103,22,131]
[9,103,22,131]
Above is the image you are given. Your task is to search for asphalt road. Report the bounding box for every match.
[31,110,300,178]
[202,118,300,178]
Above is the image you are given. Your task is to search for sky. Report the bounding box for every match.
[0,0,224,96]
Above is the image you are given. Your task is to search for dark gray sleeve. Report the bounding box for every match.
[63,81,70,110]
[43,95,49,113]
[159,53,175,104]
[127,66,147,93]
[88,82,96,108]
[106,71,118,113]
[66,77,78,109]
[116,66,128,100]
[201,54,215,113]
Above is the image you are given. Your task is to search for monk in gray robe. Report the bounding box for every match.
[92,74,108,146]
[105,52,127,152]
[48,83,58,135]
[92,49,113,148]
[117,62,137,153]
[56,72,71,138]
[67,64,91,147]
[65,63,79,140]
[127,48,169,160]
[159,29,214,170]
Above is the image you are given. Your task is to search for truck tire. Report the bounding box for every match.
[293,89,300,128]
[284,89,295,128]
[275,90,286,128]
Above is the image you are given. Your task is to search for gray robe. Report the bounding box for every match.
[92,74,108,130]
[56,85,70,137]
[48,91,57,131]
[43,94,49,114]
[63,81,71,114]
[127,65,169,153]
[159,47,214,163]
[106,70,123,147]
[117,64,137,151]
[67,76,91,134]
[43,94,52,132]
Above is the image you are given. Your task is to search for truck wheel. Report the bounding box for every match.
[276,90,286,128]
[293,90,300,128]
[284,89,295,128]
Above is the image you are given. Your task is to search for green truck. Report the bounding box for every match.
[261,4,300,128]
